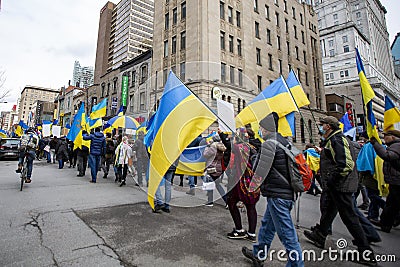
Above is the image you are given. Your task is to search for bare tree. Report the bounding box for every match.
[0,70,11,102]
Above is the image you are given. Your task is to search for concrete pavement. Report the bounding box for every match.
[0,159,399,266]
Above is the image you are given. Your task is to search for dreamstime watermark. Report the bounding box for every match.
[256,238,397,263]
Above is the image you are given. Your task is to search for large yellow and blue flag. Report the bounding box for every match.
[90,98,107,119]
[277,71,310,137]
[15,120,29,136]
[116,106,124,116]
[175,145,207,176]
[236,76,297,128]
[384,95,400,131]
[356,48,381,143]
[147,71,217,209]
[0,129,8,138]
[67,103,85,147]
[339,112,353,132]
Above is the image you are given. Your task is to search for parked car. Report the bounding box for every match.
[0,138,20,160]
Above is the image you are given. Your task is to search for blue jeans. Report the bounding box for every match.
[88,154,101,182]
[253,197,304,267]
[19,150,35,179]
[155,170,174,209]
[44,151,51,162]
[367,188,386,220]
[353,195,381,242]
[58,159,64,169]
[188,175,201,189]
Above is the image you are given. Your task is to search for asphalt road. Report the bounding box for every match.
[0,159,399,266]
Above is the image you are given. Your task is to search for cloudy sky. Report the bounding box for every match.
[0,0,399,112]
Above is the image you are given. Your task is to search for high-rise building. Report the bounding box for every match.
[72,60,94,88]
[392,32,400,77]
[151,0,326,145]
[18,86,59,123]
[314,0,397,131]
[94,0,154,85]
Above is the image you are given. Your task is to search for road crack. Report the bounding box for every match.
[24,212,59,267]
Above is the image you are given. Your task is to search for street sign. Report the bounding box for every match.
[121,76,129,107]
[112,97,118,109]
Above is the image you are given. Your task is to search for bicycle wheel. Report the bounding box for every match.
[20,162,27,191]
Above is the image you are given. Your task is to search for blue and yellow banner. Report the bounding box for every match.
[175,145,207,176]
[90,98,107,120]
[384,95,400,131]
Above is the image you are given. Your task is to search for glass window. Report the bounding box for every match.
[343,35,348,43]
[164,40,168,57]
[343,45,350,53]
[181,2,186,19]
[229,35,234,53]
[255,22,260,38]
[165,13,169,30]
[228,6,233,23]
[230,66,235,84]
[173,8,177,25]
[139,92,145,111]
[221,63,226,82]
[180,62,186,80]
[268,54,273,70]
[180,31,186,50]
[277,35,281,50]
[265,5,270,19]
[256,48,261,65]
[236,11,241,27]
[275,12,280,27]
[267,29,271,44]
[237,39,242,56]
[257,75,262,91]
[220,31,225,50]
[238,69,243,86]
[172,36,177,54]
[141,65,148,83]
[254,0,258,12]
[220,1,225,19]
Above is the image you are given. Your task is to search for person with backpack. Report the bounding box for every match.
[102,133,115,179]
[226,128,260,243]
[304,116,376,266]
[242,112,303,267]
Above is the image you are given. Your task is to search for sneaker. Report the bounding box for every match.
[245,233,257,243]
[205,203,214,207]
[242,247,264,267]
[304,230,325,249]
[15,169,22,173]
[152,204,162,213]
[227,229,247,239]
[120,181,126,187]
[25,178,31,183]
[89,180,96,183]
[77,174,84,177]
[161,207,170,213]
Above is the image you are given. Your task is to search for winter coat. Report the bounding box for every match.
[55,139,69,161]
[255,133,294,201]
[115,142,132,166]
[83,132,106,156]
[320,129,357,193]
[133,137,148,161]
[203,141,226,178]
[372,139,400,185]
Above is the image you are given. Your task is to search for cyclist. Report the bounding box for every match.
[15,127,39,183]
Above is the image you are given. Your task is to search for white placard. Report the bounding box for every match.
[52,126,61,138]
[42,124,51,137]
[217,99,235,133]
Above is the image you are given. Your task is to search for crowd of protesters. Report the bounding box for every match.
[10,113,400,267]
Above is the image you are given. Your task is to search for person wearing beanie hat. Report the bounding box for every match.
[305,115,377,265]
[370,128,400,233]
[242,112,303,267]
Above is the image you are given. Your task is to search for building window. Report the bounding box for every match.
[220,31,225,50]
[222,95,226,101]
[163,69,168,84]
[140,65,148,83]
[278,59,282,74]
[300,118,305,143]
[172,8,177,25]
[181,2,186,19]
[277,35,281,50]
[329,49,335,57]
[287,41,290,56]
[180,31,186,50]
[236,11,241,27]
[328,40,334,47]
[228,6,233,23]
[237,98,241,112]
[255,22,260,39]
[284,0,287,12]
[139,92,145,111]
[295,46,299,60]
[305,71,309,85]
[343,45,350,53]
[172,36,177,54]
[308,120,313,143]
[254,0,259,12]
[180,62,185,80]
[275,12,280,27]
[300,13,304,25]
[242,100,246,109]
[221,63,226,82]
[330,73,334,79]
[267,29,271,44]
[229,35,234,53]
[340,70,349,77]
[292,7,296,19]
[343,35,348,43]
[257,75,262,91]
[333,14,338,20]
[238,69,243,86]
[265,5,270,20]
[285,19,289,33]
[294,25,297,39]
[131,71,136,87]
[237,39,242,56]
[164,40,168,57]
[301,31,305,44]
[165,12,169,30]
[129,95,134,113]
[303,51,307,64]
[356,12,361,19]
[220,1,225,19]
[230,66,235,84]
[256,48,261,65]
[268,54,273,70]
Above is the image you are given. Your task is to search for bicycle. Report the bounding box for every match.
[20,151,29,191]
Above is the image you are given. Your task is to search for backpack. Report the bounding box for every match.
[106,140,115,154]
[269,139,313,193]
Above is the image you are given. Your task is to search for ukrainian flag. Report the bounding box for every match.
[147,71,216,209]
[305,148,320,172]
[175,145,207,176]
[339,112,353,132]
[384,95,400,131]
[67,103,85,148]
[15,120,29,136]
[356,48,381,144]
[90,98,107,119]
[116,106,124,116]
[0,129,8,138]
[235,76,297,128]
[277,71,310,137]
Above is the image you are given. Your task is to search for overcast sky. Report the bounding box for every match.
[0,0,399,112]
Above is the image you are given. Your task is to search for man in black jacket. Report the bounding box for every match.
[304,116,376,266]
[242,112,303,267]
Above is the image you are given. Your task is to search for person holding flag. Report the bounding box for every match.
[83,127,106,183]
